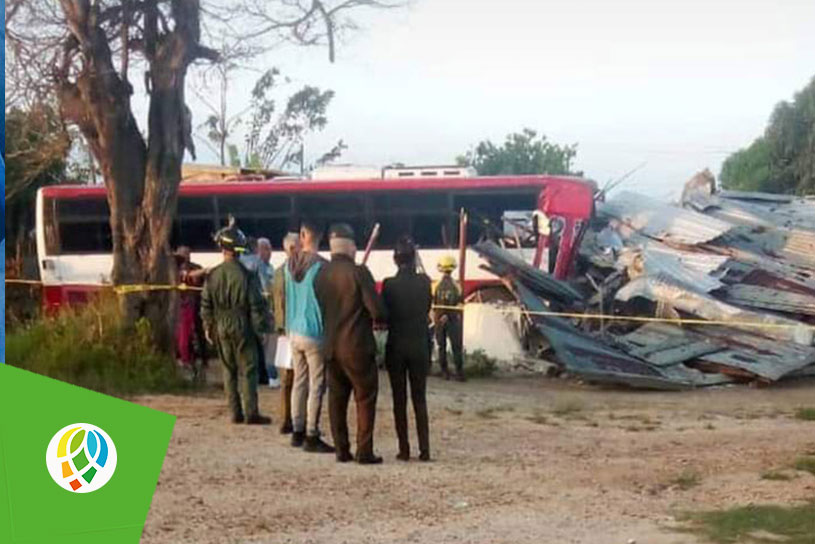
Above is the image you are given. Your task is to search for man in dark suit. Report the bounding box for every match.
[315,223,386,464]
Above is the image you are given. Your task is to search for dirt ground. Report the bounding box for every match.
[139,372,815,544]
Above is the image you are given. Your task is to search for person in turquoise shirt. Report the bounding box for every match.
[285,220,334,453]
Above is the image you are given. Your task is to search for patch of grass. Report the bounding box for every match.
[760,470,794,481]
[476,404,515,420]
[794,407,815,421]
[526,413,549,425]
[463,350,498,379]
[704,423,717,431]
[476,408,499,420]
[444,407,463,416]
[671,469,702,490]
[680,500,815,544]
[6,294,188,396]
[551,399,585,418]
[793,456,815,476]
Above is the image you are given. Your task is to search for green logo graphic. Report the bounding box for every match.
[1,365,175,543]
[45,423,118,493]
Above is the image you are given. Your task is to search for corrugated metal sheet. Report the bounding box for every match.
[621,325,724,366]
[723,284,815,317]
[641,241,730,277]
[514,283,695,390]
[617,247,724,293]
[600,191,733,245]
[621,323,815,382]
[714,228,815,271]
[718,195,815,232]
[719,190,794,203]
[691,326,815,381]
[615,274,805,343]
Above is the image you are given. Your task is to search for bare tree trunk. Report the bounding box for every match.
[57,0,213,352]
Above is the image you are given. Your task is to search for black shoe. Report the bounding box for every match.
[291,431,306,447]
[245,414,272,425]
[396,450,410,462]
[303,435,336,454]
[455,372,467,382]
[231,413,245,424]
[336,450,353,463]
[419,451,431,462]
[279,422,293,435]
[442,370,451,381]
[356,454,383,465]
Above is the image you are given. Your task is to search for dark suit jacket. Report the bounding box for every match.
[382,268,432,355]
[315,254,386,364]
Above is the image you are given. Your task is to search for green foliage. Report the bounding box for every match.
[720,75,815,195]
[457,128,580,176]
[551,399,586,417]
[463,349,498,378]
[681,500,815,543]
[794,407,815,421]
[5,105,70,261]
[794,456,815,476]
[719,137,771,192]
[760,470,793,481]
[6,294,188,396]
[242,70,346,172]
[671,469,702,490]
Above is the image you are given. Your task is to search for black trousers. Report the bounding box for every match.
[435,316,464,373]
[386,344,430,457]
[256,335,269,384]
[327,354,379,460]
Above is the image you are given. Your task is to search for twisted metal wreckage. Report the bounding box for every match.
[475,171,815,390]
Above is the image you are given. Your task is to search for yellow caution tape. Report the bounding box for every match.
[431,304,815,331]
[113,284,203,294]
[4,279,47,286]
[6,279,814,331]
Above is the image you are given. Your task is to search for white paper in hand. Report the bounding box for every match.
[274,336,292,369]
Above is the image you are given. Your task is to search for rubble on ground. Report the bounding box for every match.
[475,170,815,390]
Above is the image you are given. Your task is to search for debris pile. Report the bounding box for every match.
[476,171,815,389]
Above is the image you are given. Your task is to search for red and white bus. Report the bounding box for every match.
[35,167,596,309]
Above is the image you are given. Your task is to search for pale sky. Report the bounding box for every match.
[184,0,815,200]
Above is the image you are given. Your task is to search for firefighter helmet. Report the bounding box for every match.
[213,215,248,253]
[437,255,457,273]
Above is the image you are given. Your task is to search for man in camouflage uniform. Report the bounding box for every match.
[433,255,466,382]
[201,218,272,425]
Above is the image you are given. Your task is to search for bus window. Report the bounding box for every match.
[170,217,218,251]
[412,214,450,249]
[369,190,453,249]
[56,198,112,254]
[370,214,411,249]
[173,196,218,251]
[242,217,294,248]
[43,197,60,255]
[178,195,216,216]
[453,190,537,246]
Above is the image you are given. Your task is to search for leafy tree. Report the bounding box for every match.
[6,0,398,348]
[721,76,815,195]
[719,137,771,192]
[4,105,71,273]
[457,128,580,176]
[237,69,346,172]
